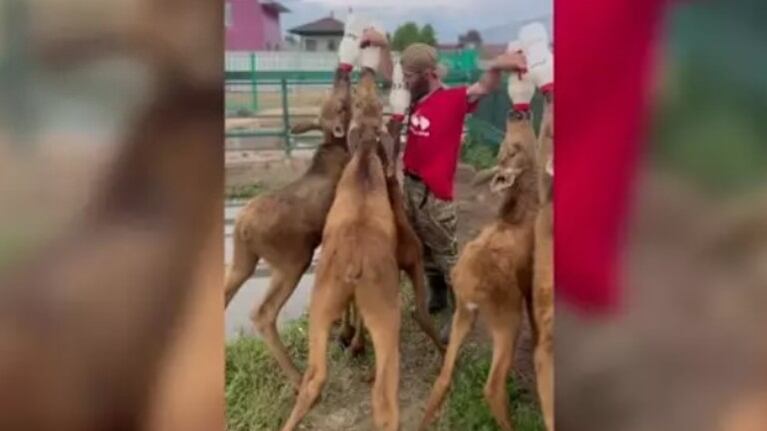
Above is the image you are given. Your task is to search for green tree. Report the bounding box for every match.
[461,29,482,46]
[391,22,422,51]
[420,24,437,46]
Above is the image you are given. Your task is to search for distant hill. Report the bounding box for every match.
[479,14,553,44]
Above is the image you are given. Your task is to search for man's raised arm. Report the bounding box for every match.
[360,27,394,82]
[467,51,527,103]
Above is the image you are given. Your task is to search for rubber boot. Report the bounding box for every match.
[427,273,448,314]
[439,286,456,344]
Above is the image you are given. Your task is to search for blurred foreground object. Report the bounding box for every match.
[556,0,666,313]
[720,392,767,431]
[557,0,767,430]
[0,0,223,430]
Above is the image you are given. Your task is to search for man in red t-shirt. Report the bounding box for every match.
[362,32,526,339]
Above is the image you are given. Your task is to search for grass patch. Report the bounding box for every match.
[226,292,544,430]
[0,231,28,271]
[226,315,372,430]
[461,141,497,172]
[226,317,310,431]
[652,107,767,194]
[650,43,767,194]
[441,345,544,431]
[226,183,265,201]
[0,224,50,273]
[461,120,500,171]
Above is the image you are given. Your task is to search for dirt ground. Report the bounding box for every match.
[227,156,539,430]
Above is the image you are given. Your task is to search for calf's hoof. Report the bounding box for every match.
[427,275,449,314]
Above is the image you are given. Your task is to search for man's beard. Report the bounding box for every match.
[410,76,430,101]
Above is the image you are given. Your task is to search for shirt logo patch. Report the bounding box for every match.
[410,113,431,137]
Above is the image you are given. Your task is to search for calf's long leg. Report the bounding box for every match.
[339,303,355,348]
[405,257,445,354]
[349,303,366,356]
[224,231,258,307]
[483,304,523,431]
[280,276,352,431]
[419,301,477,430]
[534,283,554,431]
[251,256,311,389]
[357,276,401,431]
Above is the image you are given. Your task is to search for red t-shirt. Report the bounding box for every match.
[403,86,477,201]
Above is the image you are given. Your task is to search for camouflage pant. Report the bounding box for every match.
[403,174,458,283]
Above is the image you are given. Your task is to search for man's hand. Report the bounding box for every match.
[360,28,389,49]
[468,52,524,102]
[489,52,527,73]
[359,25,394,81]
[360,23,386,71]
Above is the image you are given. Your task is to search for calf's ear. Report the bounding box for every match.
[472,166,500,187]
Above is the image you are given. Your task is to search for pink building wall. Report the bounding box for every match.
[261,9,282,50]
[226,0,283,51]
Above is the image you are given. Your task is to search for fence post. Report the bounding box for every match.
[249,53,259,112]
[281,78,292,157]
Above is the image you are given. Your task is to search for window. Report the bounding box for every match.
[224,2,232,28]
[305,39,317,51]
[327,39,336,51]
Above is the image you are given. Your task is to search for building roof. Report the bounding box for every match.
[288,15,345,36]
[261,1,289,14]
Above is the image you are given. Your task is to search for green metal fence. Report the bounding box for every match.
[224,49,543,157]
[226,76,390,155]
[471,87,546,142]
